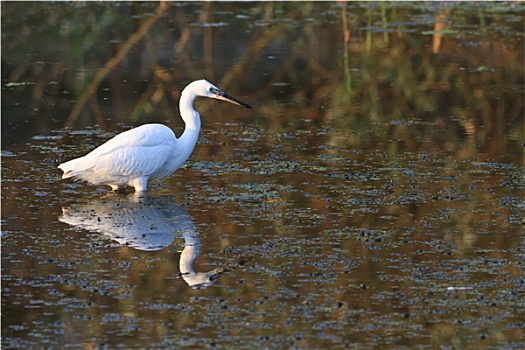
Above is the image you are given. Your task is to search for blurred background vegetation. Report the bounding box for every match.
[2,1,523,165]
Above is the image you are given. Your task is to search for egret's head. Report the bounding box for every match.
[194,79,252,109]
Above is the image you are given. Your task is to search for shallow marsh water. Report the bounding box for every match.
[2,2,524,349]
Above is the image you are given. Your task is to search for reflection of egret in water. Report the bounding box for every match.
[179,230,224,289]
[59,194,224,288]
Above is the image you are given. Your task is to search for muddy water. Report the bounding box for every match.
[2,2,524,349]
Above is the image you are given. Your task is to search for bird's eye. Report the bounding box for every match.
[209,87,221,95]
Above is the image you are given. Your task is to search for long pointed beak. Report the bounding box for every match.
[218,91,253,109]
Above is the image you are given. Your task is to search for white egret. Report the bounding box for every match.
[58,79,252,192]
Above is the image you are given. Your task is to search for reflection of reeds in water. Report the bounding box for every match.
[65,2,169,126]
[342,5,352,95]
[1,2,523,164]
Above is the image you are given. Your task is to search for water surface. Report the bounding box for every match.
[2,2,524,349]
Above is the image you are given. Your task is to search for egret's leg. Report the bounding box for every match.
[131,177,149,193]
[132,177,148,201]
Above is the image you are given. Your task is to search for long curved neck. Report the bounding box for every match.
[178,89,201,148]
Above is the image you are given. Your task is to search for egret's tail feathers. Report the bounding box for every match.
[58,157,92,179]
[60,168,78,179]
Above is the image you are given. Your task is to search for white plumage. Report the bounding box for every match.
[59,79,252,192]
